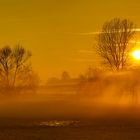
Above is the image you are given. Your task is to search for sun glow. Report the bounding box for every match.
[132,50,140,60]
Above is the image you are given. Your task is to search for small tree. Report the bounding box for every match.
[96,18,136,71]
[61,71,70,81]
[0,45,38,95]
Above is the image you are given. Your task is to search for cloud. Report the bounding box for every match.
[71,58,97,62]
[78,31,101,35]
[130,40,140,44]
[78,28,140,36]
[135,28,140,32]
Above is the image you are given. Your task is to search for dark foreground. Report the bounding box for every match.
[0,119,140,140]
[0,95,140,140]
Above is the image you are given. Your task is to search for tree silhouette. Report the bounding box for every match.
[0,46,12,87]
[0,45,37,95]
[61,71,70,81]
[12,45,31,86]
[96,18,136,71]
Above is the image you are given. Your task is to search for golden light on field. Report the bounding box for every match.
[132,50,140,60]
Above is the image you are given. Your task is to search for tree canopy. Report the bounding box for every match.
[96,18,136,71]
[0,45,38,95]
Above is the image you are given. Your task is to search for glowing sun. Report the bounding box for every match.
[132,50,140,60]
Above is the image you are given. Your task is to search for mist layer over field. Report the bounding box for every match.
[0,69,139,120]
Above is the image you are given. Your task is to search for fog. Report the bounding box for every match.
[0,69,140,120]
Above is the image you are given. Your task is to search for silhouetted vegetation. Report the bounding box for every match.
[61,71,70,81]
[0,45,38,95]
[96,18,136,71]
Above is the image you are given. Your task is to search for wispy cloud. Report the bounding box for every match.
[135,28,140,32]
[71,58,98,62]
[78,28,140,36]
[78,32,101,35]
[130,40,140,44]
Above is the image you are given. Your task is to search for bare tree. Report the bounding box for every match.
[12,45,31,87]
[0,46,13,87]
[61,71,70,81]
[96,18,136,71]
[0,45,38,95]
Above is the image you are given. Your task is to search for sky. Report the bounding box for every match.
[0,0,140,81]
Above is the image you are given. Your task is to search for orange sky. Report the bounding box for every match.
[0,0,140,81]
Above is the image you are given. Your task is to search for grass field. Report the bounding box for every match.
[0,119,140,140]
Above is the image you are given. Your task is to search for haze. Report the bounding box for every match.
[0,0,140,80]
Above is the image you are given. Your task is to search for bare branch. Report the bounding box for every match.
[96,18,136,71]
